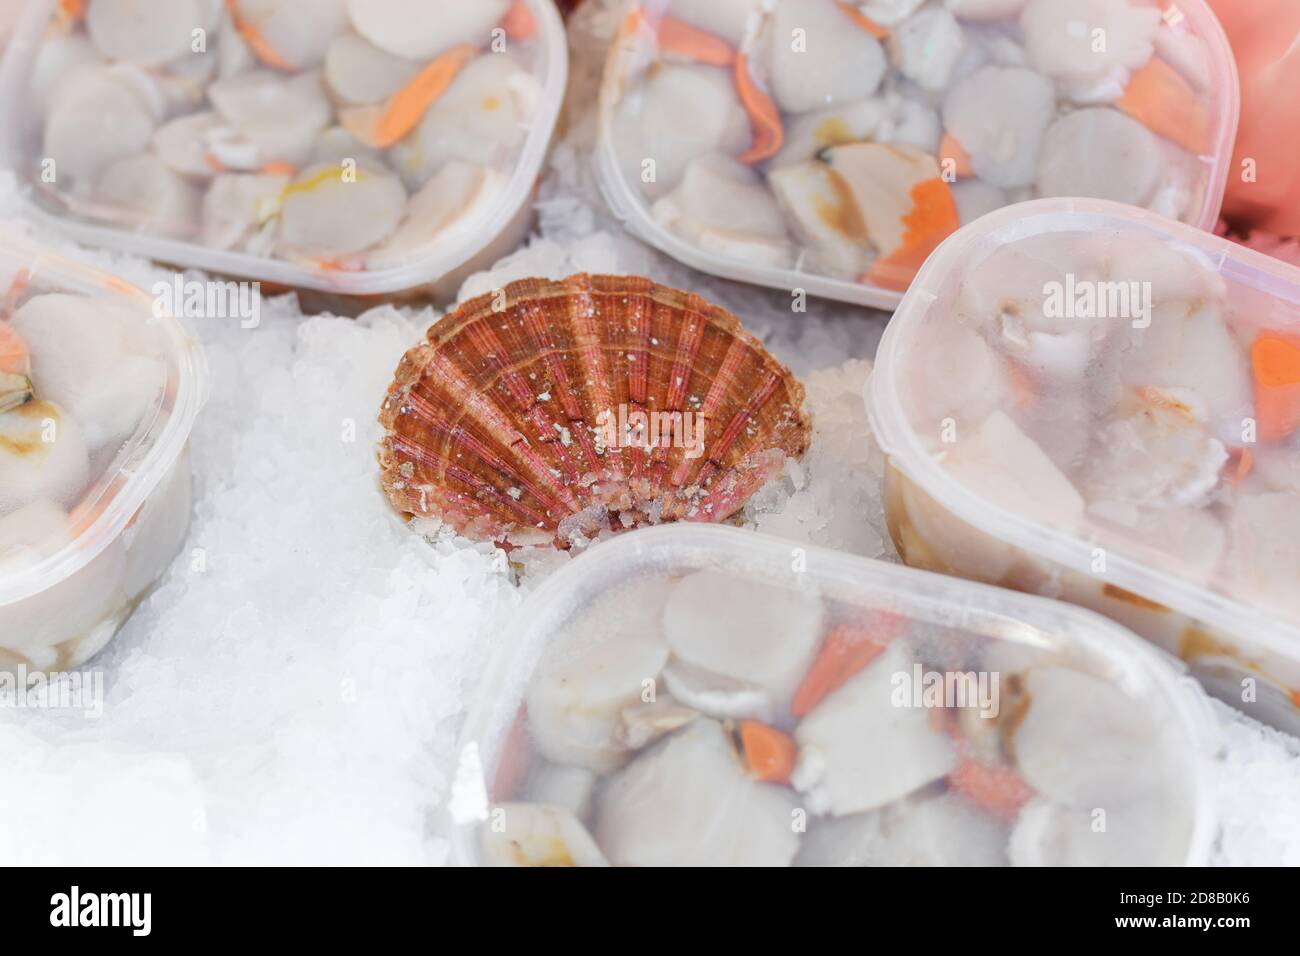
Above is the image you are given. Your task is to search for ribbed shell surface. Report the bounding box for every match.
[377,274,810,545]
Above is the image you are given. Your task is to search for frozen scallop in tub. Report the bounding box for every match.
[449,525,1218,866]
[871,197,1300,732]
[0,237,206,671]
[596,0,1239,309]
[0,0,567,297]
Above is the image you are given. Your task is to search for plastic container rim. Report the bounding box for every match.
[0,0,570,297]
[593,0,1239,312]
[0,235,209,607]
[449,522,1220,867]
[869,195,1300,676]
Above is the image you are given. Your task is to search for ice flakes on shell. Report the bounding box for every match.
[377,275,811,548]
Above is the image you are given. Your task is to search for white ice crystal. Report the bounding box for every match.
[0,0,1292,867]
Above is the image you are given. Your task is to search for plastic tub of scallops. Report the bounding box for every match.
[871,197,1300,732]
[596,0,1238,310]
[0,237,205,671]
[0,0,567,299]
[448,524,1219,867]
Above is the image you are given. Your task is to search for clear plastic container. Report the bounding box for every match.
[0,0,568,298]
[0,236,206,670]
[448,524,1219,867]
[596,0,1239,310]
[871,197,1300,732]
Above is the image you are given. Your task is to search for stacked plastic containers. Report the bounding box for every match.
[871,198,1300,731]
[597,0,1238,308]
[450,525,1219,866]
[0,236,206,670]
[0,0,568,298]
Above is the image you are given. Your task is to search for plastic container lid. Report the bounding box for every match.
[872,197,1300,700]
[0,234,206,609]
[596,0,1239,310]
[0,0,568,296]
[449,524,1219,866]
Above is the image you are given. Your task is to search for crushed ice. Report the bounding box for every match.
[0,1,1293,865]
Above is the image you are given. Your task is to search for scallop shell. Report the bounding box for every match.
[377,274,810,546]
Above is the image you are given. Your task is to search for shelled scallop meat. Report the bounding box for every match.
[479,571,1198,866]
[377,274,810,548]
[30,0,544,269]
[0,274,180,668]
[606,0,1220,291]
[900,229,1300,624]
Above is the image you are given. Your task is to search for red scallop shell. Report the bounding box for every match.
[377,274,810,546]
